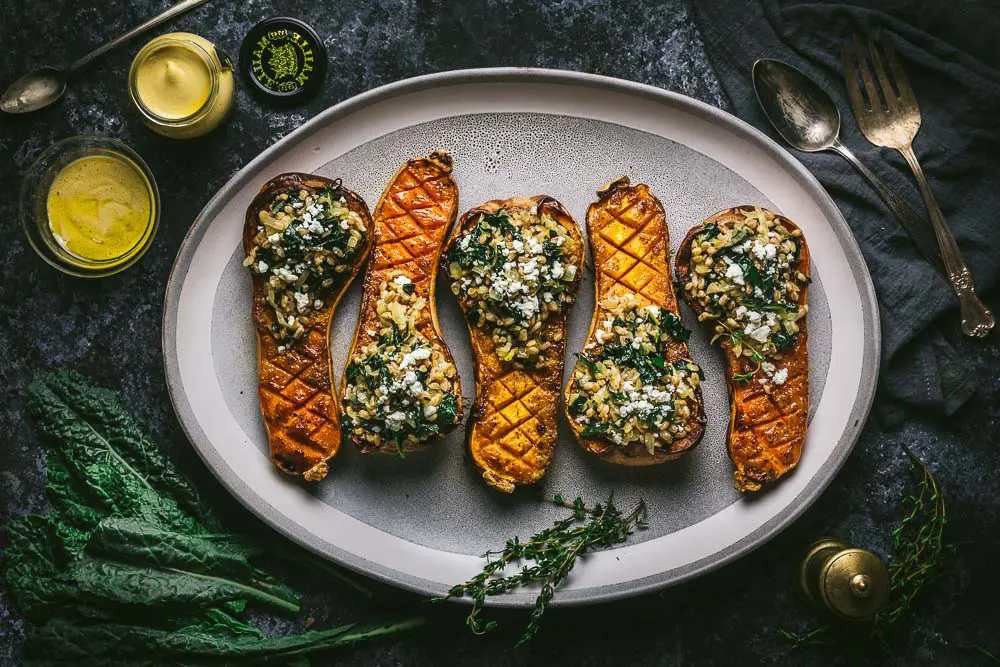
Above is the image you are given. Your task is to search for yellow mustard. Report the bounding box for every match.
[129,32,234,139]
[46,154,155,264]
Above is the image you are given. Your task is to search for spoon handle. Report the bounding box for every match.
[830,139,944,276]
[70,0,212,72]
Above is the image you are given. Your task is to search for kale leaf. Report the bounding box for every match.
[6,371,424,664]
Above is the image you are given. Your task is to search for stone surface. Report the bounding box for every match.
[0,1,996,665]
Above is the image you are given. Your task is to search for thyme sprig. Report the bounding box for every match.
[779,447,948,650]
[435,494,648,645]
[875,446,947,631]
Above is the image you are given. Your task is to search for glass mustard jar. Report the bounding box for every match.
[128,32,234,139]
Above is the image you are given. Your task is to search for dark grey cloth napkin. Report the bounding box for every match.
[688,0,1000,419]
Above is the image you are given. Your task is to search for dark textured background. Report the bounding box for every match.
[1,1,997,665]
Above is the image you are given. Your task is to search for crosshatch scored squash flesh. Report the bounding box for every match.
[675,206,811,492]
[243,173,373,481]
[565,177,706,465]
[340,151,463,454]
[445,196,584,492]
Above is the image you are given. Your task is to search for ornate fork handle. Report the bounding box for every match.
[898,145,994,338]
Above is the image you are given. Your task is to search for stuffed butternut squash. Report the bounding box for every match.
[340,151,462,455]
[675,206,811,492]
[444,196,584,492]
[243,173,373,481]
[565,177,706,464]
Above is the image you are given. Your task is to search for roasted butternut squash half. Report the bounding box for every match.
[340,151,462,455]
[444,196,584,492]
[243,173,373,481]
[675,206,811,492]
[565,177,706,464]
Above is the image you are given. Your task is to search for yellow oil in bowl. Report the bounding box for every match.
[46,154,155,265]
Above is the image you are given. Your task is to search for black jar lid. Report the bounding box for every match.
[240,17,327,105]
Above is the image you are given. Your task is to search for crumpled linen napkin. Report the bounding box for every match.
[688,0,1000,418]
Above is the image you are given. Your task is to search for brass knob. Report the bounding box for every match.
[798,538,890,620]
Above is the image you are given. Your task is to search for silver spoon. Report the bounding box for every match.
[1,0,211,114]
[751,58,944,276]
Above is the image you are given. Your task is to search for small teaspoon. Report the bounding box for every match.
[751,58,944,276]
[1,0,211,114]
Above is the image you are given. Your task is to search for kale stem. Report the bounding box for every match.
[164,568,301,614]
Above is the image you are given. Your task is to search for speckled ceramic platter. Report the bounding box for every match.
[163,68,879,606]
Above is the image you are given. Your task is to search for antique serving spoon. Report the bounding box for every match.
[751,58,944,276]
[1,0,211,114]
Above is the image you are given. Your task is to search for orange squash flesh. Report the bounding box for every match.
[244,173,374,481]
[340,151,463,453]
[566,177,706,464]
[445,196,584,492]
[675,206,810,492]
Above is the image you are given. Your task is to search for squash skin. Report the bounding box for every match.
[243,173,374,481]
[566,177,706,465]
[445,196,585,492]
[675,206,811,492]
[340,151,463,453]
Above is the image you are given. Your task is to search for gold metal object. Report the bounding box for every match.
[842,34,994,338]
[799,538,889,620]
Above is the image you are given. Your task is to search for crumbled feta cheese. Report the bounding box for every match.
[521,258,539,282]
[340,219,349,230]
[747,325,770,343]
[772,368,788,385]
[512,239,524,253]
[410,347,432,361]
[725,263,745,285]
[314,299,324,309]
[366,329,376,336]
[735,305,748,320]
[564,264,577,280]
[292,202,304,209]
[424,405,438,418]
[551,261,564,279]
[514,296,540,318]
[257,260,269,273]
[751,240,778,261]
[746,310,762,324]
[761,361,776,375]
[402,371,423,396]
[385,411,407,431]
[293,292,310,312]
[542,292,554,303]
[644,387,674,403]
[393,275,412,286]
[527,238,543,255]
[275,267,297,283]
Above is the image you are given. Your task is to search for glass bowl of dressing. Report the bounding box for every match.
[20,136,160,277]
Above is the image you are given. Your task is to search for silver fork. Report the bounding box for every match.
[843,34,994,338]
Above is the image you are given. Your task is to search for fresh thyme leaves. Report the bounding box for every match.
[6,371,423,665]
[435,494,648,645]
[875,447,947,632]
[779,448,948,651]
